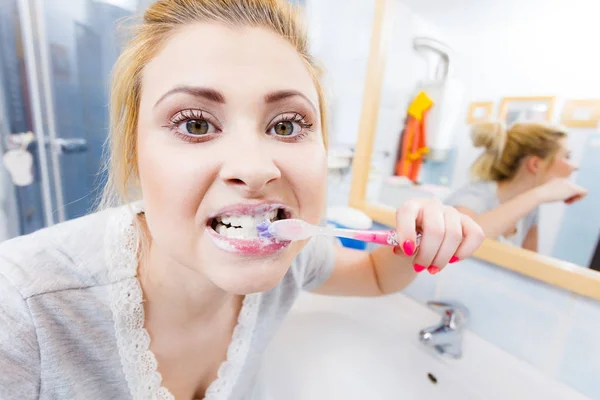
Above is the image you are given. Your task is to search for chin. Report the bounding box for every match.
[206,256,295,294]
[201,236,306,294]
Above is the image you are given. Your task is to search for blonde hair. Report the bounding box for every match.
[470,121,567,182]
[99,0,327,209]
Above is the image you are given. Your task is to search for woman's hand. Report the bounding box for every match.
[314,198,484,297]
[394,198,485,275]
[534,178,588,204]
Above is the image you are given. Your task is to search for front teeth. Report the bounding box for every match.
[214,209,280,238]
[221,215,256,228]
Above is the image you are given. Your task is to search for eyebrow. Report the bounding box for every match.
[264,90,317,113]
[154,86,226,108]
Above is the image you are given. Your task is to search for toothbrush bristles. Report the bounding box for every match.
[256,219,274,239]
[259,230,274,239]
[256,219,270,232]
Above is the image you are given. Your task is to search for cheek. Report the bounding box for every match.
[278,143,327,223]
[136,131,217,220]
[551,160,573,177]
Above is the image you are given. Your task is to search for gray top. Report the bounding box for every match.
[444,180,539,247]
[0,203,334,400]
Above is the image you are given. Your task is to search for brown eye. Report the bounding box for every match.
[267,113,312,139]
[175,118,217,137]
[185,119,209,135]
[273,121,295,136]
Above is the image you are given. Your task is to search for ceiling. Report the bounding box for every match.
[398,0,599,36]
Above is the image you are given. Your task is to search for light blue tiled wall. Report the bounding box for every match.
[558,294,600,397]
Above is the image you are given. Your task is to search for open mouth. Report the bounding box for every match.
[208,207,290,240]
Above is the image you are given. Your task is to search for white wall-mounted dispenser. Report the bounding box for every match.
[413,37,465,162]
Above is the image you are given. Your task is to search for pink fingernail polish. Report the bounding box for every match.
[403,240,415,256]
[449,256,459,264]
[414,264,426,273]
[428,266,440,275]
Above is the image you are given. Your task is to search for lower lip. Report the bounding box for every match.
[206,228,291,256]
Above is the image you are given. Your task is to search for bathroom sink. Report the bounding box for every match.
[258,292,589,400]
[260,311,477,400]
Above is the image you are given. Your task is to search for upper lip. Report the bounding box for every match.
[206,201,293,221]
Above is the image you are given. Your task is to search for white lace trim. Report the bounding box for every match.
[105,203,261,400]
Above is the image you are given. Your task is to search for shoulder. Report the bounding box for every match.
[290,236,336,291]
[449,180,496,198]
[0,207,123,299]
[444,180,498,213]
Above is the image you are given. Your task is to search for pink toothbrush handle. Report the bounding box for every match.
[352,230,422,247]
[352,230,399,246]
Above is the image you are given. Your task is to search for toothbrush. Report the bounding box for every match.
[257,219,421,247]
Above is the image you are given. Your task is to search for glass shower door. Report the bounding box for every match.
[0,0,48,237]
[0,0,139,237]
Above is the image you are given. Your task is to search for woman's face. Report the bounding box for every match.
[136,23,327,294]
[541,139,578,182]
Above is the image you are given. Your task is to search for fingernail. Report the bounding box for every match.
[393,246,402,255]
[428,266,440,275]
[414,264,426,273]
[449,256,459,264]
[402,240,415,256]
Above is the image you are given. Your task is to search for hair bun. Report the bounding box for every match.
[471,122,507,157]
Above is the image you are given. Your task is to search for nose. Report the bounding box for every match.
[219,138,281,194]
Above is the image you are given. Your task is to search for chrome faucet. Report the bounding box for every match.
[418,301,469,359]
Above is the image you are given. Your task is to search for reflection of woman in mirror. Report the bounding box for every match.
[445,122,587,251]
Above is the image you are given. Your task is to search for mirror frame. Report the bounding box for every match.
[348,0,600,301]
[466,101,494,124]
[560,99,600,128]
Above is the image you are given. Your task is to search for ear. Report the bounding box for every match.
[524,156,543,175]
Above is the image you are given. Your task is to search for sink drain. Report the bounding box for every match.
[427,373,438,384]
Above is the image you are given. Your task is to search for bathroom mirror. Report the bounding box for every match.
[347,0,600,300]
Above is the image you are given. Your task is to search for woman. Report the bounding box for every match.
[445,121,587,251]
[0,1,483,399]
